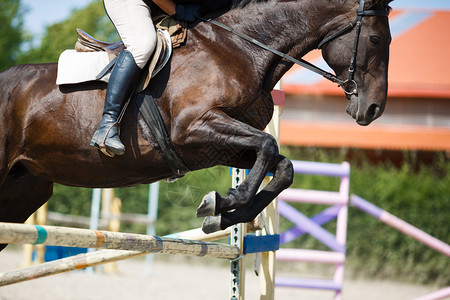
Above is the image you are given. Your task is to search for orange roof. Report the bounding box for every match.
[282,10,450,99]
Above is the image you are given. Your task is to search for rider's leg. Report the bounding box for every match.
[90,0,156,156]
[90,50,142,156]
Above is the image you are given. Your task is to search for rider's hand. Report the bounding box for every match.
[172,4,200,23]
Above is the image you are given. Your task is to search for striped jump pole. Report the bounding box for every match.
[351,195,450,257]
[0,249,145,287]
[351,195,450,300]
[0,225,239,287]
[0,220,270,287]
[0,222,240,260]
[167,227,232,242]
[413,287,450,300]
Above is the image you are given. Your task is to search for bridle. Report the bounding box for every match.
[317,0,390,95]
[200,0,390,95]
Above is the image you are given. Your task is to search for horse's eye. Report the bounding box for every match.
[370,35,380,45]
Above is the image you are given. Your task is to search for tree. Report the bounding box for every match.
[18,0,118,64]
[0,0,27,71]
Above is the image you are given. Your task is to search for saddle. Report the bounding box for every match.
[75,16,187,92]
[73,17,190,178]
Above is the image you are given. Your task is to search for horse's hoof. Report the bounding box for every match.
[196,191,216,217]
[201,215,222,234]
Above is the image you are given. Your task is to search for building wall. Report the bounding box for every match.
[282,94,450,128]
[279,94,450,151]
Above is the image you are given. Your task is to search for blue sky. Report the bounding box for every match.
[21,0,450,40]
[21,0,93,39]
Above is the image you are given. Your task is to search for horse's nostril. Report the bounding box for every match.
[367,103,380,121]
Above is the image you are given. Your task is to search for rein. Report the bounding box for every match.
[199,0,389,95]
[198,16,346,87]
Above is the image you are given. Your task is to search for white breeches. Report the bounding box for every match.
[104,0,156,69]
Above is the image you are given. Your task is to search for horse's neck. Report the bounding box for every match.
[221,0,354,88]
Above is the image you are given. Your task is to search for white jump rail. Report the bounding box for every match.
[0,225,236,287]
[0,222,239,259]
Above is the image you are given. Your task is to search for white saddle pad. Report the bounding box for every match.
[56,50,111,85]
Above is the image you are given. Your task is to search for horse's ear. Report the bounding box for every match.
[364,0,393,10]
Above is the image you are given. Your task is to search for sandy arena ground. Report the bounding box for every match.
[0,247,440,300]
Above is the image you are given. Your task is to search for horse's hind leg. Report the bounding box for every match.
[0,173,53,251]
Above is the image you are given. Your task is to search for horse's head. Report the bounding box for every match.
[320,0,392,126]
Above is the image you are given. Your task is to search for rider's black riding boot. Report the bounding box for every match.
[90,50,142,156]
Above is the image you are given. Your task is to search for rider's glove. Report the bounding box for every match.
[172,4,200,23]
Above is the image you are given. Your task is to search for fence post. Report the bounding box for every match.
[145,182,159,276]
[258,89,284,300]
[230,168,246,300]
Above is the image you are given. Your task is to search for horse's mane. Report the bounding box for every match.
[230,0,270,9]
[379,0,393,11]
[167,0,393,17]
[172,0,270,10]
[229,0,393,10]
[363,0,393,11]
[168,0,267,14]
[357,0,393,11]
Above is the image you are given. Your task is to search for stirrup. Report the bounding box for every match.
[90,122,123,157]
[99,145,116,157]
[90,138,116,158]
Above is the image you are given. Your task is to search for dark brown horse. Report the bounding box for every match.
[0,0,392,250]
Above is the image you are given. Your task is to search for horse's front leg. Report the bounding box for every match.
[201,155,293,233]
[196,134,279,213]
[217,155,293,231]
[181,110,290,233]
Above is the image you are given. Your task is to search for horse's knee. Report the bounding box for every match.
[231,136,279,208]
[276,157,294,189]
[259,135,279,163]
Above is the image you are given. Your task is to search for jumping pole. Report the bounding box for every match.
[351,195,450,257]
[0,225,237,287]
[0,249,144,287]
[0,222,239,260]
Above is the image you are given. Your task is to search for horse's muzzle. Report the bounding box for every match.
[347,95,384,126]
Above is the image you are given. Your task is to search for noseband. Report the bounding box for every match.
[318,0,390,95]
[201,0,389,96]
